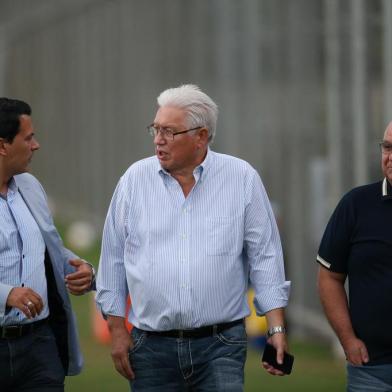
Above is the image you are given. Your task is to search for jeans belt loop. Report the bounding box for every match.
[213,324,218,335]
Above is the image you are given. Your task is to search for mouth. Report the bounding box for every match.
[156,149,168,160]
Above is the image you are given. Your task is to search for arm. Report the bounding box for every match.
[244,170,291,375]
[96,176,132,377]
[317,265,368,365]
[107,315,134,380]
[95,176,129,319]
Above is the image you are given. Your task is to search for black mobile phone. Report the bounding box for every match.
[261,343,294,375]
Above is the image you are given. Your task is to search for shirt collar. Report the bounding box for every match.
[381,178,392,199]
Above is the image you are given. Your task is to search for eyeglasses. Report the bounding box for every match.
[146,124,202,141]
[379,141,392,155]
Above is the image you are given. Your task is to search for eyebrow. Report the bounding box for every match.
[153,123,176,128]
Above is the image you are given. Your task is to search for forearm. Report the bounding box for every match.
[265,307,286,330]
[107,315,135,380]
[317,267,356,346]
[107,315,129,334]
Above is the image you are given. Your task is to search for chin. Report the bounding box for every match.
[159,160,170,170]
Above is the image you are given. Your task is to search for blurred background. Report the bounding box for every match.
[1,0,390,390]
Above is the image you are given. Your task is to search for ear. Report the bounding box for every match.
[0,138,9,157]
[197,127,209,146]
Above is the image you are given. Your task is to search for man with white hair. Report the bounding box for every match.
[96,84,291,391]
[317,123,392,390]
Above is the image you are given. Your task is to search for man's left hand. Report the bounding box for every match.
[65,259,94,295]
[262,333,288,376]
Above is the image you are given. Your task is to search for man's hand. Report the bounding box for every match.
[262,332,288,376]
[342,336,369,366]
[6,287,44,319]
[108,316,135,380]
[65,259,94,295]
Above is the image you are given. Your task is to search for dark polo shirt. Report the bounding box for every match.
[317,179,392,365]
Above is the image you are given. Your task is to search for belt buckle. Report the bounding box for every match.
[1,325,22,339]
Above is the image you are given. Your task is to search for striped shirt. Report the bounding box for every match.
[0,178,49,325]
[96,149,290,331]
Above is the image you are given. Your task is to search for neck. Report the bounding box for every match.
[169,148,208,197]
[0,166,12,195]
[173,173,196,198]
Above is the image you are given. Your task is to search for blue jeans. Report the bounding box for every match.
[0,323,65,392]
[129,323,247,391]
[347,363,392,392]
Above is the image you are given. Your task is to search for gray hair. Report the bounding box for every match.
[157,84,218,143]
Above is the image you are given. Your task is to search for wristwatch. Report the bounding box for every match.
[267,325,286,338]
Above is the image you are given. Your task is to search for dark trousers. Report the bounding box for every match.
[0,323,65,391]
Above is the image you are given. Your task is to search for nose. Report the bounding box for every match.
[32,137,40,150]
[153,131,166,145]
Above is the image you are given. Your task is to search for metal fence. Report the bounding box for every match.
[1,0,390,342]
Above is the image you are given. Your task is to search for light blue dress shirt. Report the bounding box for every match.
[96,149,290,331]
[0,178,49,325]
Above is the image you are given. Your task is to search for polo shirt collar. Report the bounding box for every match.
[381,178,392,199]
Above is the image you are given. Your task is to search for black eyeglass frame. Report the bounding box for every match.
[146,125,203,140]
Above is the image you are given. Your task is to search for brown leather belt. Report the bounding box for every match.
[143,318,244,339]
[0,318,48,339]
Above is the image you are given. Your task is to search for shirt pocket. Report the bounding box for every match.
[206,216,242,256]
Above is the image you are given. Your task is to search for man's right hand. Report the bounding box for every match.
[108,315,135,380]
[6,287,44,319]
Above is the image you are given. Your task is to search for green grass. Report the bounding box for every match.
[65,292,346,391]
[61,235,346,391]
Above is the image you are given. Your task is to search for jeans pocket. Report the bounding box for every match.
[129,328,147,355]
[217,324,248,346]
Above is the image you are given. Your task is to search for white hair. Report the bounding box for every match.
[157,84,218,143]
